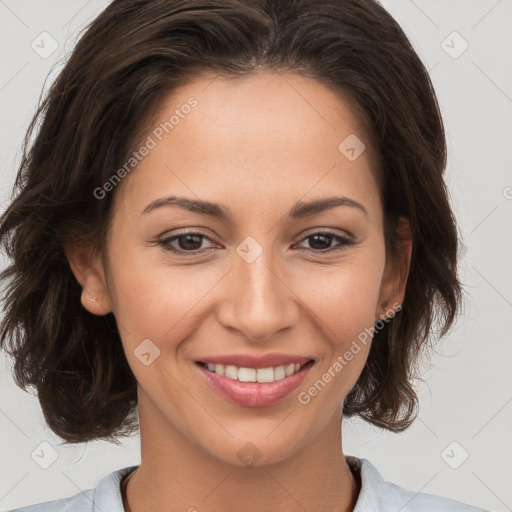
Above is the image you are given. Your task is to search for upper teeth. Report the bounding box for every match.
[206,363,302,382]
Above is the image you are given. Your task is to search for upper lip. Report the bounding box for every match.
[196,353,314,369]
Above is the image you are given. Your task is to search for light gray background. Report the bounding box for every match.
[0,1,510,511]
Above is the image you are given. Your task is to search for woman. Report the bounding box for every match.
[0,0,490,510]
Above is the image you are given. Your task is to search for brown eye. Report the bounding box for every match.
[158,232,216,255]
[295,231,354,253]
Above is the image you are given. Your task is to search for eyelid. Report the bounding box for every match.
[292,230,354,253]
[155,227,356,256]
[158,226,354,242]
[155,229,219,254]
[299,226,354,240]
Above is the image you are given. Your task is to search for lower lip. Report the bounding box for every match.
[196,361,314,408]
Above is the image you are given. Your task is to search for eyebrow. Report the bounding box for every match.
[141,195,368,220]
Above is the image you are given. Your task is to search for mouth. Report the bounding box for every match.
[195,358,315,408]
[196,359,315,383]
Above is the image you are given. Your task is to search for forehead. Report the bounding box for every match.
[112,72,382,223]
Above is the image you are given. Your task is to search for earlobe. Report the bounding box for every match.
[65,244,112,316]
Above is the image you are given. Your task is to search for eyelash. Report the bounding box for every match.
[156,230,354,256]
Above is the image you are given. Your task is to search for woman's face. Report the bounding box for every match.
[74,72,409,466]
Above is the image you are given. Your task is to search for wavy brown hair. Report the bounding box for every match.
[0,0,461,444]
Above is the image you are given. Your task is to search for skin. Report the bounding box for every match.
[67,72,412,512]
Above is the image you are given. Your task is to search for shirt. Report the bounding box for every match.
[7,455,490,511]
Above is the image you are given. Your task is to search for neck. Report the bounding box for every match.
[123,394,360,512]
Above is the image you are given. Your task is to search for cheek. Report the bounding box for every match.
[106,237,230,357]
[293,262,384,406]
[293,255,384,344]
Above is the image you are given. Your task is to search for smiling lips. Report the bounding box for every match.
[195,353,315,407]
[197,353,313,382]
[202,361,304,383]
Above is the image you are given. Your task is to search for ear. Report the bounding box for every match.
[375,216,412,321]
[65,243,113,316]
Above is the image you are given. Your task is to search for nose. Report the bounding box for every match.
[216,249,300,343]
